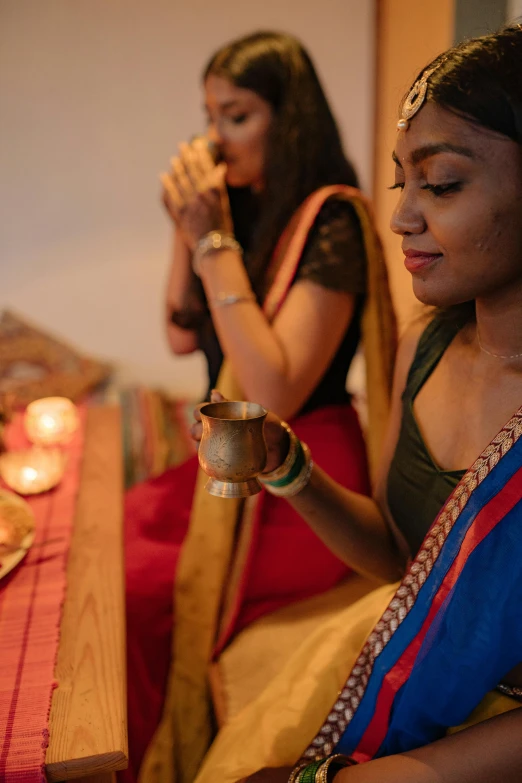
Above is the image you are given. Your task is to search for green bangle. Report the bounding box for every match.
[263,440,305,488]
[298,761,323,783]
[263,443,314,498]
[315,755,357,783]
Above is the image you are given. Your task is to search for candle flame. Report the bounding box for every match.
[21,467,39,482]
[40,414,58,431]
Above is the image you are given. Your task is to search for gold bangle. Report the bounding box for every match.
[287,761,309,783]
[315,755,356,783]
[264,443,313,498]
[258,421,298,484]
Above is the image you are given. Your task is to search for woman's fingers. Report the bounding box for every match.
[170,155,194,200]
[263,415,286,448]
[184,142,227,203]
[193,402,205,422]
[160,173,184,212]
[179,142,207,191]
[193,137,218,176]
[207,161,228,191]
[191,391,226,442]
[190,420,203,442]
[191,403,205,443]
[207,162,232,231]
[263,415,291,474]
[210,389,226,402]
[192,391,226,425]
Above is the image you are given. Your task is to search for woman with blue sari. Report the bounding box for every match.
[185,24,522,783]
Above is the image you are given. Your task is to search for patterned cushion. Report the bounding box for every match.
[0,310,111,406]
[118,387,197,488]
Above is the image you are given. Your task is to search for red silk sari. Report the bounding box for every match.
[124,186,395,783]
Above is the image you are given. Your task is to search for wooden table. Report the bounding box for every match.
[45,407,128,781]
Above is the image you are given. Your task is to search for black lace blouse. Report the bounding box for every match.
[173,194,367,414]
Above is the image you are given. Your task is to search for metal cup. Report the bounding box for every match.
[198,401,267,498]
[190,134,220,163]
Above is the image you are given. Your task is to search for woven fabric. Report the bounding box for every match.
[119,387,196,489]
[0,410,85,781]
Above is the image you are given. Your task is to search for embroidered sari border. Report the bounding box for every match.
[353,461,522,758]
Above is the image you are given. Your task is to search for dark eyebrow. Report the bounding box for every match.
[392,143,476,167]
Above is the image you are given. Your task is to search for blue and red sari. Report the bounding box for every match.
[303,406,522,762]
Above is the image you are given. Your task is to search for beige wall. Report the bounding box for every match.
[508,0,522,19]
[373,0,455,331]
[1,0,375,397]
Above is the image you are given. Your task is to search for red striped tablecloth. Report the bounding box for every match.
[0,410,85,782]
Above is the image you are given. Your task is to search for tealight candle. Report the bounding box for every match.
[24,397,79,446]
[22,466,38,483]
[0,448,67,495]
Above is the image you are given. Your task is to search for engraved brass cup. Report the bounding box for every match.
[198,401,267,498]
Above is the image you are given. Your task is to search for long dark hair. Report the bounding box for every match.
[204,31,359,293]
[403,24,522,325]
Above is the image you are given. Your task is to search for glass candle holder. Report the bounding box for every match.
[0,447,67,495]
[24,397,79,446]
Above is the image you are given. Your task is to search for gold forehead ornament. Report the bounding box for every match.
[397,60,446,131]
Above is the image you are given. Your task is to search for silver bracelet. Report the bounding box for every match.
[211,291,256,308]
[192,231,242,277]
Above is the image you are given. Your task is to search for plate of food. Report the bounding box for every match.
[0,489,36,581]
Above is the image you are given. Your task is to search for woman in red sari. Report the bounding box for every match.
[123,32,395,782]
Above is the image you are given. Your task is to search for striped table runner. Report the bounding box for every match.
[0,409,85,781]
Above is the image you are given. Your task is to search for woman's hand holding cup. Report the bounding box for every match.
[191,390,291,476]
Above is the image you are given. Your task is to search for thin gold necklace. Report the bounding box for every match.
[476,328,522,360]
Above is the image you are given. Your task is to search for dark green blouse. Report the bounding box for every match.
[387,317,466,556]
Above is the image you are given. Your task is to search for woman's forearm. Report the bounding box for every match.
[287,464,405,583]
[165,231,202,354]
[335,707,522,783]
[200,250,289,401]
[198,250,352,420]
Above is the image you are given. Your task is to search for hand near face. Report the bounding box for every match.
[191,390,290,474]
[161,138,233,250]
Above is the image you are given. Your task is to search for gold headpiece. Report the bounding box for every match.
[397,60,445,131]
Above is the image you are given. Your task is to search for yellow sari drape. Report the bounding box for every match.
[139,186,397,783]
[194,586,520,783]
